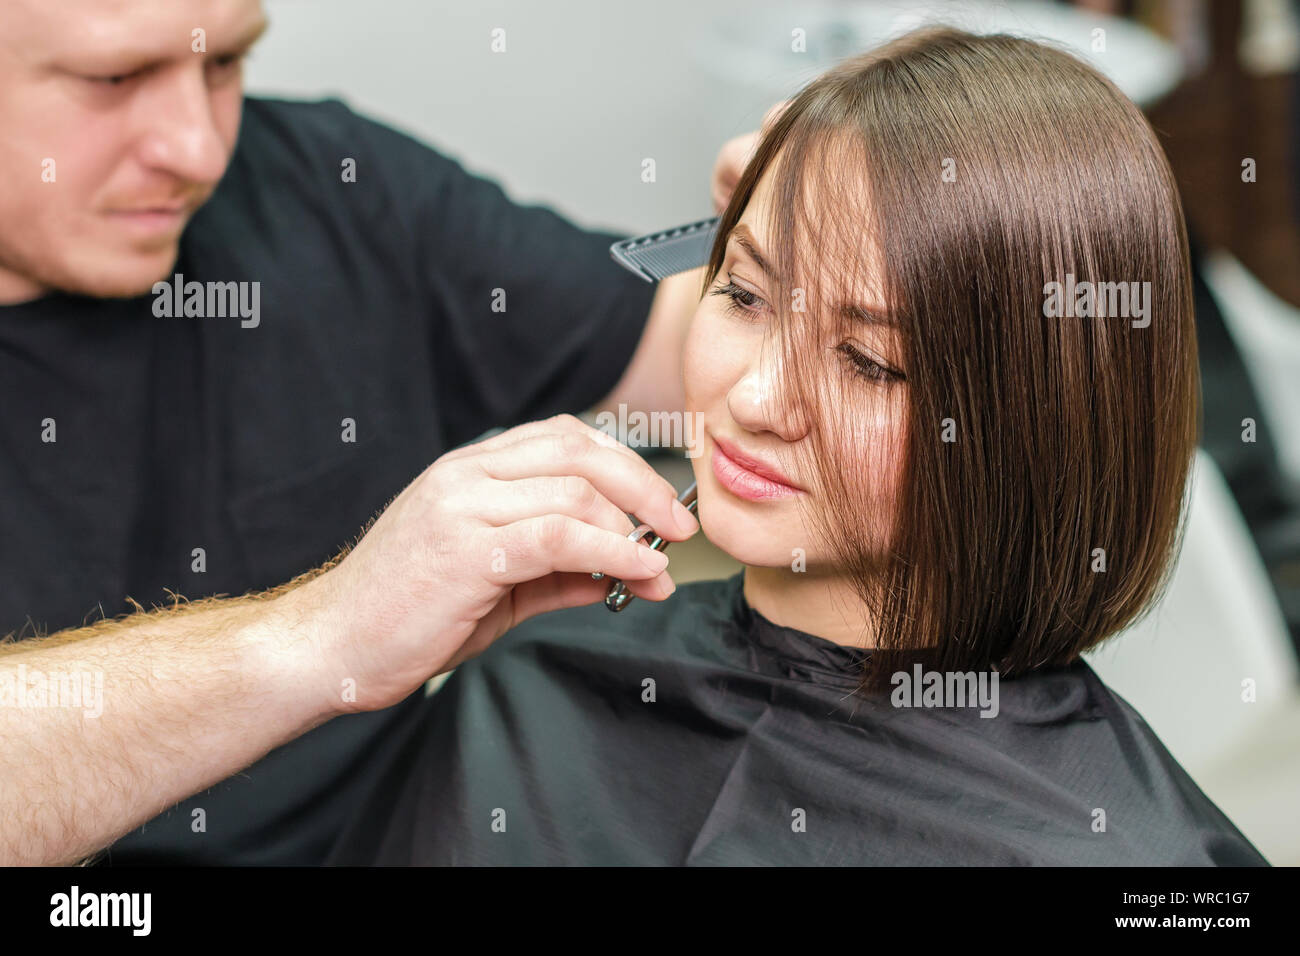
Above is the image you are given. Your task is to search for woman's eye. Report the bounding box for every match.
[710,278,768,318]
[837,343,905,385]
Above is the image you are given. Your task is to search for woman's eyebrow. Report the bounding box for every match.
[730,229,775,278]
[731,226,897,326]
[840,304,896,326]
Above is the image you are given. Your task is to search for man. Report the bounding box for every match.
[0,0,760,865]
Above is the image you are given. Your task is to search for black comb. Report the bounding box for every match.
[609,217,720,282]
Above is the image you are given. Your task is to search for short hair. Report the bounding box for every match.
[705,26,1199,692]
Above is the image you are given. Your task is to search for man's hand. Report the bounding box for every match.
[286,414,700,714]
[711,101,790,214]
[0,418,697,867]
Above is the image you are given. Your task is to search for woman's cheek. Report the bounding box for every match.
[682,304,740,412]
[863,398,908,545]
[827,394,905,540]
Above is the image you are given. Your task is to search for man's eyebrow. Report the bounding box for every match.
[218,16,270,54]
[61,16,269,73]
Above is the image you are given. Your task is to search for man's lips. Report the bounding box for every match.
[104,205,192,234]
[111,204,188,213]
[106,196,195,213]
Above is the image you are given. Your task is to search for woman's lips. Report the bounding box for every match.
[710,436,804,501]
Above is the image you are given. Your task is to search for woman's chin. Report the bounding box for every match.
[699,514,806,571]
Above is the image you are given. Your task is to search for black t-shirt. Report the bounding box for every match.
[325,572,1269,865]
[0,97,656,865]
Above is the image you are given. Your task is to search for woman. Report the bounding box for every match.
[326,26,1267,865]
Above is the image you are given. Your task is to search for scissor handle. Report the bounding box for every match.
[595,482,698,612]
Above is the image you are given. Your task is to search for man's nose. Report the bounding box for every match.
[726,339,810,441]
[134,67,231,187]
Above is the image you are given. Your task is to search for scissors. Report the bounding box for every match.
[591,481,698,612]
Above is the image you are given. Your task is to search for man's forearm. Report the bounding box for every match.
[0,580,338,866]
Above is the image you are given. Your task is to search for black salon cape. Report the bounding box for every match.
[325,573,1268,865]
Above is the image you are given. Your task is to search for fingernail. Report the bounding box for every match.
[672,499,699,535]
[638,548,670,573]
[660,575,677,598]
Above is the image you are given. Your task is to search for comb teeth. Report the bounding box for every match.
[609,216,720,282]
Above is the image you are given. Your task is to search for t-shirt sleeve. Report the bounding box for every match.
[314,100,658,448]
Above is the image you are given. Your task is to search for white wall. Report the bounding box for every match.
[244,0,785,235]
[242,0,1178,237]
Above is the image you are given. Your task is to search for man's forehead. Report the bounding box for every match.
[4,0,266,59]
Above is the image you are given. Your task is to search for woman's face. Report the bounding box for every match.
[683,161,909,571]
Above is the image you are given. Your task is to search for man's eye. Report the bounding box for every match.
[87,71,138,86]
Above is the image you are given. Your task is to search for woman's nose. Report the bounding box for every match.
[726,341,809,440]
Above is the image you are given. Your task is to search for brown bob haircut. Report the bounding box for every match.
[705,26,1200,692]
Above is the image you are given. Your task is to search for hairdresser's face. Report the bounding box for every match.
[0,0,266,303]
[683,163,907,571]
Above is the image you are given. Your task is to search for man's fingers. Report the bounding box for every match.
[760,98,791,132]
[614,568,677,600]
[490,514,674,585]
[712,134,757,213]
[475,475,636,535]
[442,413,641,465]
[478,432,697,542]
[508,570,674,627]
[510,572,612,625]
[712,99,794,214]
[476,471,680,606]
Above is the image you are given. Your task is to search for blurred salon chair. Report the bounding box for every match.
[1085,450,1300,863]
[1201,249,1300,485]
[1191,241,1300,662]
